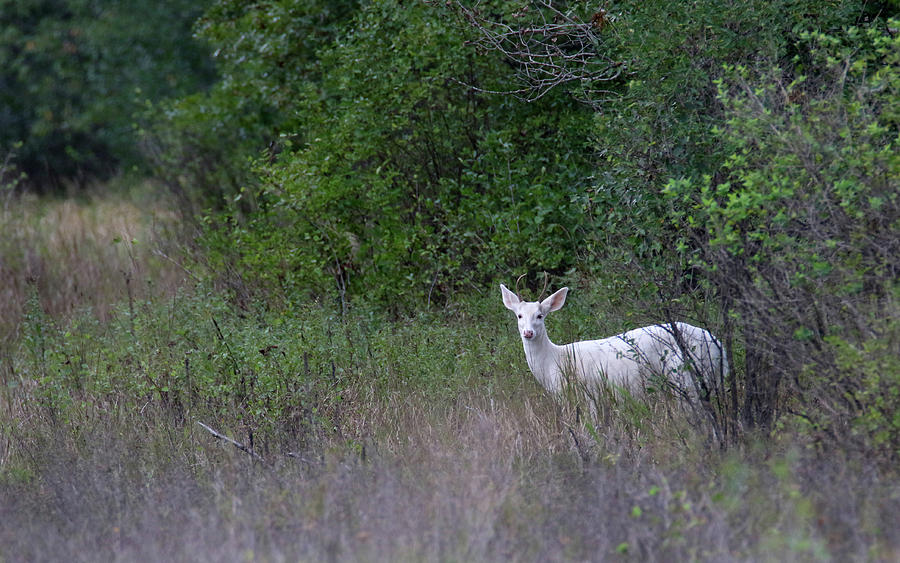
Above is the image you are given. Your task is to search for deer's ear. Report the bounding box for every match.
[542,287,568,313]
[500,284,520,311]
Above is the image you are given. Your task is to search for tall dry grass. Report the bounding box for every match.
[0,187,187,347]
[3,383,898,562]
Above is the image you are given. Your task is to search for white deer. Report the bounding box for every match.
[500,282,726,400]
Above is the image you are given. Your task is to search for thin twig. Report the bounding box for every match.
[567,426,590,467]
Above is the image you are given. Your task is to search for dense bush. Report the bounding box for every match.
[585,0,887,277]
[457,1,888,277]
[192,0,595,308]
[139,0,360,213]
[147,0,894,308]
[0,0,215,191]
[664,24,900,454]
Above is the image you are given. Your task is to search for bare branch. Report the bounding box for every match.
[196,421,265,462]
[452,0,626,105]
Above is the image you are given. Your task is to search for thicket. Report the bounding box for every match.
[146,0,596,307]
[665,26,900,453]
[581,0,877,272]
[140,0,361,213]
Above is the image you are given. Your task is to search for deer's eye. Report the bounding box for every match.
[537,314,543,319]
[517,314,522,319]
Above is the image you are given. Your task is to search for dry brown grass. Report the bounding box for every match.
[3,383,898,562]
[0,188,187,346]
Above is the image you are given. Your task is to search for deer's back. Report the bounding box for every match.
[563,322,724,393]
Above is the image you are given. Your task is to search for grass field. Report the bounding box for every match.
[1,191,898,562]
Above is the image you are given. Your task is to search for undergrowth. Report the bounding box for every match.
[2,283,899,561]
[0,190,898,561]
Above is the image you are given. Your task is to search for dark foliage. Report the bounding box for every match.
[0,0,216,191]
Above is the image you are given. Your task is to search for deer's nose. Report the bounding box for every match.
[523,329,534,339]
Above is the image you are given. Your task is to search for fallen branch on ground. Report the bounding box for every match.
[196,421,264,462]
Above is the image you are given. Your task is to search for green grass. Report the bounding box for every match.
[1,192,899,561]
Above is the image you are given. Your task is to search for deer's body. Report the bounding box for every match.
[501,284,726,397]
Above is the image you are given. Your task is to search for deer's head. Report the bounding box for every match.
[500,283,568,342]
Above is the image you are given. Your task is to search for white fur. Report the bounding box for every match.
[500,284,726,397]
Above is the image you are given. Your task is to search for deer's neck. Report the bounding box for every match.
[523,334,564,393]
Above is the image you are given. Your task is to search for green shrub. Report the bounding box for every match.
[9,276,523,454]
[585,0,887,280]
[663,22,900,455]
[140,0,360,213]
[215,0,594,309]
